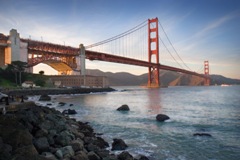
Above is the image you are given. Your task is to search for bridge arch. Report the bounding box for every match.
[33,60,75,75]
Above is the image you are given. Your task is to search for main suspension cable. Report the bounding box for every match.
[159,36,184,68]
[158,21,192,71]
[86,20,148,49]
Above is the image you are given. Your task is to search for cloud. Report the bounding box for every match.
[172,11,240,55]
[194,12,239,38]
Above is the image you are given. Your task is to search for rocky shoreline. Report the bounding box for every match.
[2,87,116,97]
[0,101,149,160]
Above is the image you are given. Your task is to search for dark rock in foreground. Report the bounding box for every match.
[59,102,66,106]
[135,154,150,160]
[0,103,114,160]
[111,138,128,151]
[117,151,133,160]
[193,133,212,137]
[39,94,51,101]
[0,102,150,160]
[117,104,130,111]
[62,109,77,115]
[156,114,170,122]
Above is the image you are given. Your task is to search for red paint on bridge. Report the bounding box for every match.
[16,17,210,87]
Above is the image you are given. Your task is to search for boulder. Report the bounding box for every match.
[72,151,88,160]
[61,146,75,158]
[55,149,63,159]
[12,145,39,159]
[33,137,50,153]
[59,102,66,106]
[156,114,170,122]
[88,151,101,160]
[54,130,75,146]
[111,138,128,151]
[39,94,51,101]
[117,104,130,111]
[62,109,77,115]
[94,137,109,149]
[34,128,48,138]
[70,139,84,152]
[86,143,100,152]
[96,149,110,159]
[39,120,54,131]
[135,155,150,160]
[41,152,57,160]
[78,121,94,137]
[117,151,133,160]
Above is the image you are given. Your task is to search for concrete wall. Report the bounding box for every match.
[19,41,28,63]
[9,29,21,62]
[49,75,109,88]
[9,29,28,63]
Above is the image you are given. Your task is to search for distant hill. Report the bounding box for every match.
[210,75,240,85]
[86,69,240,86]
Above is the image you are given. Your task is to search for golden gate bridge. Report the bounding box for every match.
[0,17,210,87]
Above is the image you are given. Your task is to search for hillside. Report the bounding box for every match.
[86,69,240,86]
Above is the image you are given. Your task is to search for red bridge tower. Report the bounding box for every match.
[148,18,160,88]
[204,60,210,86]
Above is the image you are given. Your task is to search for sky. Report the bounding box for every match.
[0,0,240,79]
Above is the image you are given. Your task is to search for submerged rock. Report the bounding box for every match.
[62,109,77,115]
[193,133,212,137]
[111,138,128,151]
[59,102,66,106]
[39,94,51,101]
[156,114,170,122]
[117,104,130,111]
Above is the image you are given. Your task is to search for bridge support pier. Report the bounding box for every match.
[147,18,160,88]
[79,44,86,76]
[80,44,86,86]
[148,66,160,88]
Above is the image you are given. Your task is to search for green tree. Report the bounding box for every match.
[39,70,44,75]
[34,79,45,87]
[6,61,28,85]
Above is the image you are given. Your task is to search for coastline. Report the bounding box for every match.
[2,87,116,97]
[0,90,149,160]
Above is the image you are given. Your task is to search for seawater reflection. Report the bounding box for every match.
[146,88,163,115]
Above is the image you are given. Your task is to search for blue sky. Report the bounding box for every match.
[0,0,239,79]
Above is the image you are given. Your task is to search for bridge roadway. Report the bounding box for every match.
[21,39,207,79]
[86,50,207,79]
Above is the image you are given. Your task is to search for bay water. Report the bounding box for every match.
[32,85,240,160]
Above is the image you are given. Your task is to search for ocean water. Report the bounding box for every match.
[32,86,240,160]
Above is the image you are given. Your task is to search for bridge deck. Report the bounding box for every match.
[1,38,207,79]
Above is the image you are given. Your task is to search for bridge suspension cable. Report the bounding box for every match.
[86,20,148,49]
[159,36,184,69]
[85,20,149,61]
[158,21,193,71]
